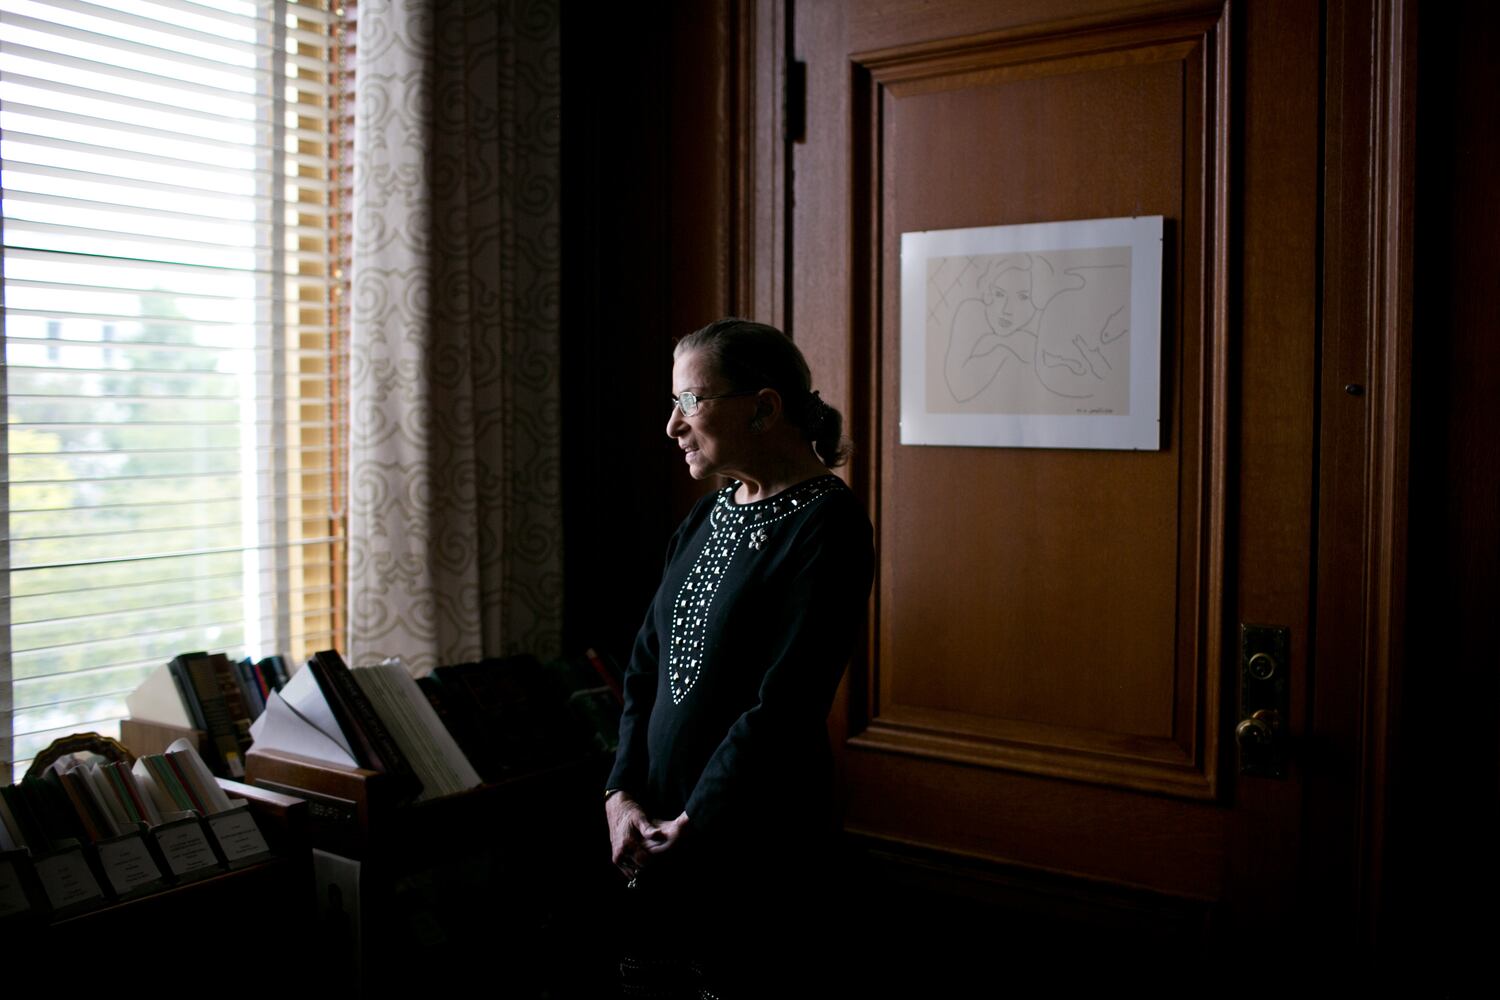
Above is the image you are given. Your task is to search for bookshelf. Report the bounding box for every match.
[7,774,316,986]
[39,648,630,991]
[245,746,619,993]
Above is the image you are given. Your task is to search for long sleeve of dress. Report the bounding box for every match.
[605,605,659,796]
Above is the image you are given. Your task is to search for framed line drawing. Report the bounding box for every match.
[900,215,1164,450]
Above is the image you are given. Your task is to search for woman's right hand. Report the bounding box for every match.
[606,791,661,879]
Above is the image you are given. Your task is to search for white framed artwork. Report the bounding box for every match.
[900,215,1164,450]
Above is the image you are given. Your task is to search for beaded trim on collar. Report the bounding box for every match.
[666,475,842,704]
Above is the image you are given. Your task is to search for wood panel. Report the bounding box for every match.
[789,0,1335,934]
[846,7,1229,798]
[838,833,1217,980]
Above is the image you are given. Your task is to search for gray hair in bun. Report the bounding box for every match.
[674,318,851,468]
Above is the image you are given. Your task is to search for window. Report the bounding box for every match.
[0,0,353,782]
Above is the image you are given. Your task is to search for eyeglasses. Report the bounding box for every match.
[670,389,755,417]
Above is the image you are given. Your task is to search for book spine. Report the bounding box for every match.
[186,655,245,778]
[252,660,273,701]
[168,654,210,733]
[57,770,107,842]
[211,653,255,743]
[103,763,143,827]
[26,776,85,850]
[585,647,625,703]
[146,755,196,814]
[82,766,126,836]
[264,655,290,689]
[119,762,161,826]
[308,651,420,795]
[161,754,207,815]
[235,658,267,718]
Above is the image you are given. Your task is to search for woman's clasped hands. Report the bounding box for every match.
[607,791,691,883]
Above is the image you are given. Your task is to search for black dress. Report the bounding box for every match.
[608,474,874,988]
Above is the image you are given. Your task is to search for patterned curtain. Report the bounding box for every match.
[349,0,562,671]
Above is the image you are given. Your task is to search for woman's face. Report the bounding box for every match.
[984,266,1035,332]
[666,349,757,481]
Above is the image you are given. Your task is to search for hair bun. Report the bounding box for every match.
[803,390,828,432]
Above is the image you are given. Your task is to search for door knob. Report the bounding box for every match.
[1239,624,1290,778]
[1235,709,1281,748]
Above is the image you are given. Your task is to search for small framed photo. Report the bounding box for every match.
[900,215,1164,450]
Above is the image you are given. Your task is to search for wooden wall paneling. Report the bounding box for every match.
[745,0,1494,956]
[843,750,1228,897]
[1219,0,1324,932]
[790,0,865,805]
[848,8,1230,800]
[839,832,1219,974]
[789,0,1346,939]
[736,0,788,326]
[788,0,858,433]
[846,0,1204,53]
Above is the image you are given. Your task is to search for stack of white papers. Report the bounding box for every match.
[247,665,359,768]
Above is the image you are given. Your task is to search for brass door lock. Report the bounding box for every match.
[1238,625,1290,778]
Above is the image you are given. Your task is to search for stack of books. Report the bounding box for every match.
[0,740,274,925]
[126,651,292,778]
[309,650,482,802]
[249,648,626,801]
[545,647,625,755]
[419,652,607,782]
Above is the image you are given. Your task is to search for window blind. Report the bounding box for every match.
[0,0,354,781]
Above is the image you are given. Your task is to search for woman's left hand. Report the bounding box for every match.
[607,791,660,878]
[644,811,692,856]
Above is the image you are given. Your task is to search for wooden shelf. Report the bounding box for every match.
[242,746,618,992]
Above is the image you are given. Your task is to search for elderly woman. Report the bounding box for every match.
[604,318,874,995]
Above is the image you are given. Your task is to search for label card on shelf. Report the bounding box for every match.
[34,846,105,912]
[206,804,271,865]
[153,819,221,878]
[97,832,168,897]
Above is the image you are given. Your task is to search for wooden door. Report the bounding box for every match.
[781,0,1369,948]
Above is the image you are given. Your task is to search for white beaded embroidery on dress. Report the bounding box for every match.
[666,475,841,704]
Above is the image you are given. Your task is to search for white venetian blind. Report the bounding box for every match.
[0,0,354,781]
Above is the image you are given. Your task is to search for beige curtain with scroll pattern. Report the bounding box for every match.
[349,0,561,671]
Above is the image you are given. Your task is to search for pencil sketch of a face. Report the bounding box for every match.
[983,265,1036,333]
[927,247,1132,417]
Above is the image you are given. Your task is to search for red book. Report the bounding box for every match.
[585,647,624,704]
[163,753,207,815]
